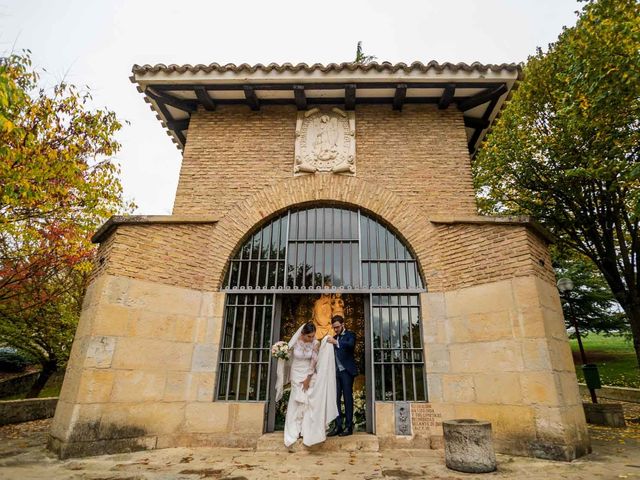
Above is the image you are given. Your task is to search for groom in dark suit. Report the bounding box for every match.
[327,315,358,437]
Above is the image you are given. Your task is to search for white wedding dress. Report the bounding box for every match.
[276,325,338,447]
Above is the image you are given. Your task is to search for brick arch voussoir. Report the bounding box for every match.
[210,175,433,290]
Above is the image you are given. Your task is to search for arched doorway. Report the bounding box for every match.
[216,205,428,433]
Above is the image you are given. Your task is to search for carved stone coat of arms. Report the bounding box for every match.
[294,107,356,175]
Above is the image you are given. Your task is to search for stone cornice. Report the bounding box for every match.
[429,215,554,243]
[92,215,219,244]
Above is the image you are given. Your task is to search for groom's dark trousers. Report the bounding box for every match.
[334,330,358,431]
[336,370,355,431]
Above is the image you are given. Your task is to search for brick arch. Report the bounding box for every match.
[209,175,436,290]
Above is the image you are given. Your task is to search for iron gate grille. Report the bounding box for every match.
[371,294,427,401]
[223,206,423,291]
[287,207,360,288]
[224,214,288,290]
[218,205,428,404]
[360,215,422,289]
[216,293,274,401]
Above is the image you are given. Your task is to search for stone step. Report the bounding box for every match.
[256,432,379,452]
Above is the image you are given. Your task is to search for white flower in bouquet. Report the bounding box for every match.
[271,341,290,360]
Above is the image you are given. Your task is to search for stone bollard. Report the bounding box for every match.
[443,419,497,473]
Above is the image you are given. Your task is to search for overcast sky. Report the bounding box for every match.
[1,0,581,215]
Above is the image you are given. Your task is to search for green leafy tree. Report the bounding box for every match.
[474,0,640,366]
[0,51,132,396]
[552,246,628,336]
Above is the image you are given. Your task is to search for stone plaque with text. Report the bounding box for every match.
[410,403,442,435]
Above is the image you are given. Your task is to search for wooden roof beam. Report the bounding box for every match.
[438,84,455,109]
[345,84,356,110]
[146,88,197,113]
[393,84,407,111]
[463,116,490,129]
[467,95,500,154]
[293,85,307,110]
[458,84,507,112]
[195,86,216,111]
[166,119,190,131]
[243,85,260,111]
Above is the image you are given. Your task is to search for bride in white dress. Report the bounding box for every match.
[275,322,338,447]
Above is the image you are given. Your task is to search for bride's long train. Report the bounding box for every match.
[277,330,338,447]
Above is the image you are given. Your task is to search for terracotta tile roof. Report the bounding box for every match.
[131,61,522,154]
[132,61,521,76]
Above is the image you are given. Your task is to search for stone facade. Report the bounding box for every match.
[49,274,265,458]
[50,100,590,459]
[420,277,589,460]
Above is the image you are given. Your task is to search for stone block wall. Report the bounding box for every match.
[0,371,40,398]
[0,397,58,425]
[48,274,264,458]
[421,275,590,460]
[369,223,588,460]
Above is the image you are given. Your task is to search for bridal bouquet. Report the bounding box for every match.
[271,341,290,360]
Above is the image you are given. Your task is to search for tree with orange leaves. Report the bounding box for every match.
[0,51,133,396]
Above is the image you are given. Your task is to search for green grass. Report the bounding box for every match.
[570,333,639,388]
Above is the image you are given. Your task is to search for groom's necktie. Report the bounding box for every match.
[335,332,346,372]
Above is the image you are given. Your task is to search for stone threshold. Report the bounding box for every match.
[256,432,380,452]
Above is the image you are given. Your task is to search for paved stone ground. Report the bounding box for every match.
[0,402,638,480]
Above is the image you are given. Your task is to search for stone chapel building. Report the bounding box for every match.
[49,61,591,460]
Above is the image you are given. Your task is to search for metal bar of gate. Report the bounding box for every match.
[235,298,249,400]
[364,294,375,433]
[224,299,239,400]
[303,210,309,288]
[255,226,264,289]
[255,301,264,400]
[245,298,258,400]
[265,294,280,432]
[408,299,417,401]
[399,302,407,401]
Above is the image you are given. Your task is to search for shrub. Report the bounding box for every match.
[0,348,29,372]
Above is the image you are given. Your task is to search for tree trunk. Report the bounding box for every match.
[613,287,640,369]
[626,305,640,369]
[593,257,640,369]
[25,361,57,398]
